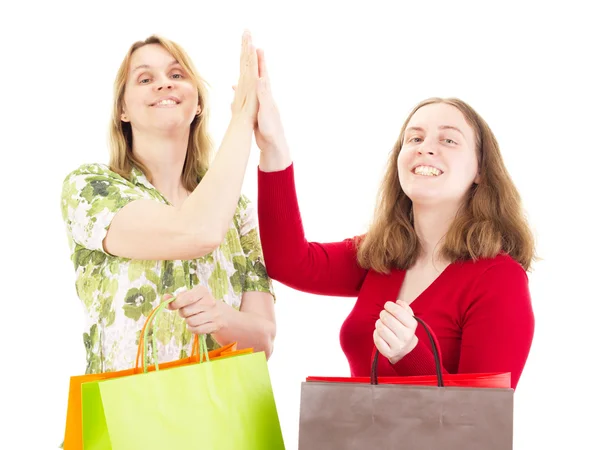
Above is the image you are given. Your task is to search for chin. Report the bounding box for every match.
[405,190,446,206]
[153,119,192,132]
[408,197,442,207]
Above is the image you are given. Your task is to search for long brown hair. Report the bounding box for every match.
[108,35,212,191]
[357,97,536,273]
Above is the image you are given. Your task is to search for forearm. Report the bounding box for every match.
[181,115,254,242]
[258,141,292,172]
[212,308,276,359]
[257,164,365,296]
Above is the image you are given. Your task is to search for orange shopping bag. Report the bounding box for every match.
[62,301,252,449]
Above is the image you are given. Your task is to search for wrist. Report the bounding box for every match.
[230,113,256,130]
[212,302,238,340]
[388,336,419,365]
[259,145,292,172]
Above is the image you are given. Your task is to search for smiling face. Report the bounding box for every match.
[397,102,480,208]
[120,43,199,134]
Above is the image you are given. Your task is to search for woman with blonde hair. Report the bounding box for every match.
[60,31,277,375]
[253,57,535,389]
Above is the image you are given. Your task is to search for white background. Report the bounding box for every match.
[1,1,599,449]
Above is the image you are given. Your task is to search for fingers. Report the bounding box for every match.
[168,286,211,312]
[240,30,258,77]
[257,48,269,79]
[162,286,221,335]
[185,311,208,327]
[384,301,417,329]
[256,49,273,102]
[257,77,268,102]
[375,319,397,346]
[248,43,258,77]
[233,30,259,116]
[373,329,392,356]
[240,30,251,70]
[379,302,417,343]
[188,321,220,335]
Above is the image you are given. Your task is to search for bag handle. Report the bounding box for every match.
[135,297,210,373]
[370,316,444,387]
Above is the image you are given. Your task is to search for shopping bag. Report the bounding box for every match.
[298,317,514,449]
[63,300,251,449]
[64,299,283,449]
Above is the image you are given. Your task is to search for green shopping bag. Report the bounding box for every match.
[80,299,285,449]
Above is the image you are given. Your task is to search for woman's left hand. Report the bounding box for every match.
[373,300,419,364]
[167,285,234,335]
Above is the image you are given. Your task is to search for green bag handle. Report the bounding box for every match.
[140,297,210,373]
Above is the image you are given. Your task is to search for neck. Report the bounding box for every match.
[412,201,460,267]
[131,128,190,204]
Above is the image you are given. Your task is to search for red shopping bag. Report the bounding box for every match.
[306,372,510,388]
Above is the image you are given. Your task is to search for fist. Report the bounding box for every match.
[373,300,419,364]
[167,285,230,335]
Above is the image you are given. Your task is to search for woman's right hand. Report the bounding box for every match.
[231,30,259,122]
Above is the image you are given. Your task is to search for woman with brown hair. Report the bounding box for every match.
[253,53,535,389]
[60,31,277,375]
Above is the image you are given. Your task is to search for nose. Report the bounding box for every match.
[155,75,174,91]
[418,138,436,156]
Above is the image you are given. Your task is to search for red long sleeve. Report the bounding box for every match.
[257,164,367,296]
[257,164,535,390]
[387,258,534,389]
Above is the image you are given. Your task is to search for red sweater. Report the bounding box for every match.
[257,164,534,389]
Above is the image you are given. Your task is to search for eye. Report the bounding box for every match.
[139,78,150,84]
[171,73,183,79]
[443,138,457,145]
[409,137,423,143]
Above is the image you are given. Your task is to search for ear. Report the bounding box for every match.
[121,111,130,123]
[196,106,201,116]
[474,172,481,184]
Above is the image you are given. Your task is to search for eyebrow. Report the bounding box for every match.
[131,60,180,73]
[405,125,465,138]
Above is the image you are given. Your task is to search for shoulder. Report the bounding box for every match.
[453,254,531,314]
[454,253,527,283]
[62,163,137,197]
[62,163,131,187]
[61,163,143,222]
[63,163,111,180]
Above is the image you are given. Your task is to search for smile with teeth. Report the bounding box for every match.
[154,99,178,107]
[413,165,442,177]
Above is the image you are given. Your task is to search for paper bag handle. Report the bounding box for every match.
[135,298,209,373]
[370,316,444,387]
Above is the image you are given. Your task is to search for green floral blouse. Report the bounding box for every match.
[61,163,274,374]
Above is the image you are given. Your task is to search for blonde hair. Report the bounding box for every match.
[357,97,536,273]
[108,35,212,191]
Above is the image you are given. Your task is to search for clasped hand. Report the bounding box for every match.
[167,285,232,335]
[373,300,419,364]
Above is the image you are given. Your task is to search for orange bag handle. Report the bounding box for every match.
[134,301,200,369]
[135,298,209,373]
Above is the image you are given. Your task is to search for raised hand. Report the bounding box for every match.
[254,49,288,154]
[230,30,260,123]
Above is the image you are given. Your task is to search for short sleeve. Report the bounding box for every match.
[61,164,146,253]
[237,195,276,299]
